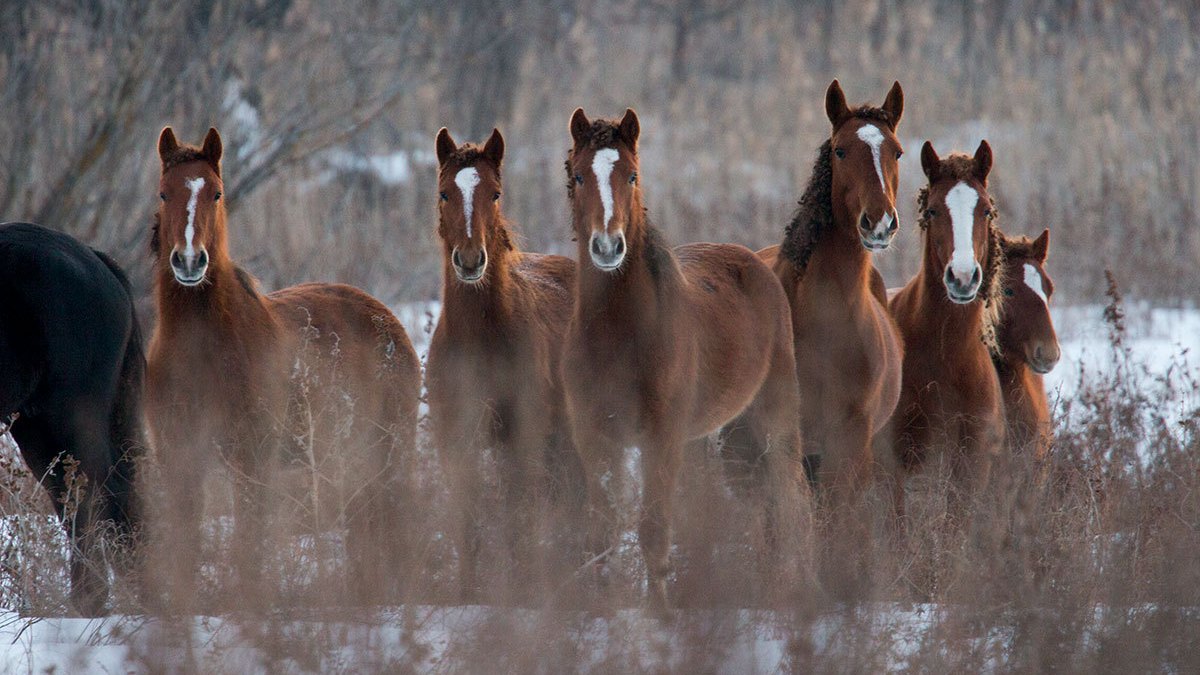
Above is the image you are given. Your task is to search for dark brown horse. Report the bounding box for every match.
[758,80,905,498]
[562,108,806,611]
[145,128,420,609]
[425,127,580,602]
[888,140,1005,518]
[995,229,1059,458]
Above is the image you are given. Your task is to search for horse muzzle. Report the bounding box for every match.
[589,231,626,271]
[858,211,898,251]
[943,263,982,304]
[452,246,487,283]
[170,248,208,287]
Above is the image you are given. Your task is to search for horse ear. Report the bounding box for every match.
[1031,228,1050,261]
[882,80,904,129]
[973,139,993,184]
[618,108,640,150]
[482,127,504,167]
[825,79,851,128]
[435,127,457,165]
[920,141,940,181]
[201,127,222,172]
[569,108,591,146]
[158,127,179,162]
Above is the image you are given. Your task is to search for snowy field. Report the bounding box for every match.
[0,302,1195,673]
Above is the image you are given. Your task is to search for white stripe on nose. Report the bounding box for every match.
[945,181,979,282]
[592,148,619,232]
[856,123,887,196]
[1024,263,1048,303]
[455,167,480,238]
[184,177,205,262]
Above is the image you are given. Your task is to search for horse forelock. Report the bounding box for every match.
[438,145,493,177]
[160,145,218,175]
[837,105,897,132]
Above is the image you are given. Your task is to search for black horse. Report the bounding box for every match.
[0,222,144,616]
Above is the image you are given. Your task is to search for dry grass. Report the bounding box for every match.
[0,280,1195,672]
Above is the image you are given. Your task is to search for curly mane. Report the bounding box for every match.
[780,140,833,274]
[915,156,1006,355]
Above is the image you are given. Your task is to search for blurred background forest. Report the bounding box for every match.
[1,0,1198,313]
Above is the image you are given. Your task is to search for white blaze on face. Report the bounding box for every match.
[1024,263,1048,304]
[454,167,481,238]
[945,181,980,282]
[183,177,206,261]
[856,123,888,196]
[592,148,620,232]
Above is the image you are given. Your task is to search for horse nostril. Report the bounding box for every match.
[859,213,872,232]
[971,266,982,285]
[452,249,462,268]
[169,250,183,268]
[614,236,625,256]
[887,216,899,233]
[196,249,208,268]
[591,236,602,257]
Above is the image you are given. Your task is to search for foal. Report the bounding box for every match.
[888,140,1005,518]
[995,229,1059,458]
[425,127,580,601]
[145,128,421,609]
[758,80,905,498]
[562,108,805,611]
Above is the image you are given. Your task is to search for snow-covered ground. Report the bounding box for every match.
[0,303,1194,672]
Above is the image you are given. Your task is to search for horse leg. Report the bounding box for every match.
[17,413,114,616]
[639,428,683,614]
[572,423,622,601]
[345,414,406,606]
[435,410,485,604]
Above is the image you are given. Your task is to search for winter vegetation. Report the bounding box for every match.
[0,0,1198,672]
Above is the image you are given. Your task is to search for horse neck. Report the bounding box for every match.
[806,203,874,293]
[440,229,518,331]
[154,253,270,339]
[576,218,676,320]
[913,239,989,347]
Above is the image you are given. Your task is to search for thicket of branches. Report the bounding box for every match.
[2,0,1197,306]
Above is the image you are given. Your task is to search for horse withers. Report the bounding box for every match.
[145,128,421,610]
[0,222,144,616]
[562,108,807,612]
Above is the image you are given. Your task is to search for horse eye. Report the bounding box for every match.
[493,192,501,201]
[213,191,222,202]
[159,192,167,202]
[895,150,903,160]
[834,148,846,159]
[1003,287,1015,297]
[983,208,993,217]
[574,174,584,185]
[629,172,638,185]
[925,208,938,219]
[439,191,448,202]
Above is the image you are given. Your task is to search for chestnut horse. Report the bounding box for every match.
[145,128,420,608]
[888,140,1005,518]
[562,108,805,610]
[995,229,1059,458]
[758,80,905,498]
[425,127,580,601]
